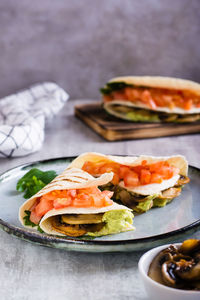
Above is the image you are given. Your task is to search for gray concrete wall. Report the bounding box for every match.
[0,0,199,99]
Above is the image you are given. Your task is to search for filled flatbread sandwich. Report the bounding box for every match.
[101,76,200,123]
[69,153,189,213]
[19,168,134,237]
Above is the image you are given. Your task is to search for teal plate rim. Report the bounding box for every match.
[0,156,200,251]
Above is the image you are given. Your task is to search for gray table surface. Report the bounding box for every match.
[0,99,200,300]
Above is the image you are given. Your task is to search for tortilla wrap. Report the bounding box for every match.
[19,167,133,236]
[68,153,188,211]
[103,101,200,121]
[40,202,133,236]
[68,152,188,176]
[102,76,200,118]
[19,168,114,226]
[109,76,200,95]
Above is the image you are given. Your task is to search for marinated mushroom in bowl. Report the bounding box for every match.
[148,239,200,290]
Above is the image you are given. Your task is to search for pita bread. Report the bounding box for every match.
[104,100,200,116]
[109,76,200,95]
[69,152,188,176]
[103,76,200,115]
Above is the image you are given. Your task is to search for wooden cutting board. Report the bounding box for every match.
[75,102,200,141]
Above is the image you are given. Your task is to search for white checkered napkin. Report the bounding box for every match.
[0,82,69,157]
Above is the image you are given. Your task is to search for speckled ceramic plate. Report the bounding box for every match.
[0,157,200,253]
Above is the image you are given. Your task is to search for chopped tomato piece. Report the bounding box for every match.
[93,196,105,207]
[53,197,72,209]
[124,170,139,187]
[132,165,143,174]
[104,198,113,206]
[30,210,41,225]
[119,165,130,179]
[184,100,192,110]
[99,162,119,174]
[78,187,100,195]
[35,197,54,217]
[73,194,93,207]
[124,87,140,100]
[140,169,151,185]
[157,165,174,179]
[41,190,69,201]
[141,90,152,103]
[82,161,95,174]
[141,160,147,166]
[101,190,114,198]
[151,173,163,184]
[149,161,165,173]
[112,91,128,100]
[111,173,120,185]
[67,189,77,198]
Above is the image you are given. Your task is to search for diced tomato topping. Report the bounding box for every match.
[112,91,128,100]
[124,170,139,187]
[99,162,119,174]
[92,197,104,207]
[140,169,151,185]
[81,159,180,189]
[103,86,200,111]
[151,173,163,184]
[82,161,95,173]
[141,90,151,103]
[119,165,130,179]
[104,198,114,206]
[102,191,113,206]
[183,99,193,110]
[149,161,165,173]
[35,197,54,217]
[73,194,93,207]
[156,165,174,179]
[30,210,41,225]
[111,173,120,185]
[67,189,77,198]
[53,197,72,209]
[101,190,114,198]
[132,165,143,174]
[30,186,114,225]
[141,160,147,166]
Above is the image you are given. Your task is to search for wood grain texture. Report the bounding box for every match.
[75,103,200,141]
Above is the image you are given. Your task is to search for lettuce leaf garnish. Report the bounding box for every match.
[23,210,37,227]
[16,168,57,199]
[23,210,44,233]
[100,81,133,95]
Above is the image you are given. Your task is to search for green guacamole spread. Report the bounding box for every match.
[134,195,172,213]
[126,111,160,122]
[87,210,134,237]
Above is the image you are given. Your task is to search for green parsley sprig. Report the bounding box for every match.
[17,168,57,199]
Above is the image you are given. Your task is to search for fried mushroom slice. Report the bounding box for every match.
[148,240,200,290]
[52,217,87,237]
[61,213,103,225]
[160,187,181,200]
[51,216,105,237]
[176,175,190,186]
